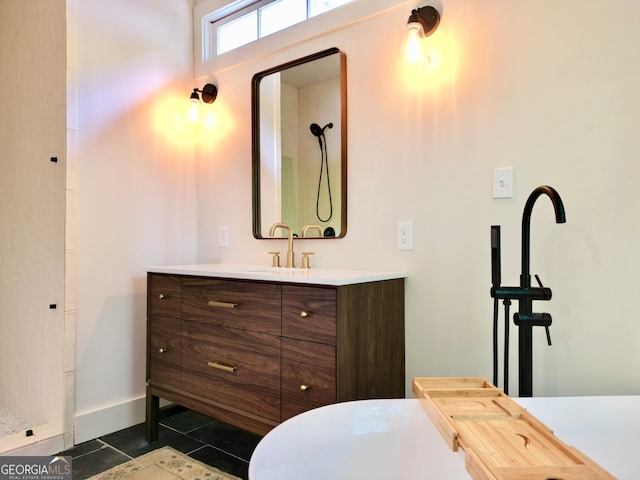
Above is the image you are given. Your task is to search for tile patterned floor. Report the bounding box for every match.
[0,406,32,438]
[58,407,262,480]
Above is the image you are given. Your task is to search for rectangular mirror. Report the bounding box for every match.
[252,48,347,239]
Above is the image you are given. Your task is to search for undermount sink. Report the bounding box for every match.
[242,266,307,274]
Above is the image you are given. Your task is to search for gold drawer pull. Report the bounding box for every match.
[208,300,238,309]
[158,293,167,300]
[300,311,311,318]
[208,361,237,373]
[158,348,167,354]
[300,384,310,392]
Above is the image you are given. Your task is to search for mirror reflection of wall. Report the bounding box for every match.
[280,79,298,231]
[253,48,346,239]
[258,73,282,232]
[288,75,340,236]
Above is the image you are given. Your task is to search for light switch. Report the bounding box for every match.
[218,226,229,247]
[493,167,513,199]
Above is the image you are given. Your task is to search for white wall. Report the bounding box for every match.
[195,0,640,397]
[73,0,198,442]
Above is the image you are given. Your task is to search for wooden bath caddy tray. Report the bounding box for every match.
[412,377,615,480]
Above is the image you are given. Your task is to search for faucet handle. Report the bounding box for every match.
[268,251,281,268]
[301,252,314,269]
[540,312,553,346]
[514,312,552,329]
[534,274,552,300]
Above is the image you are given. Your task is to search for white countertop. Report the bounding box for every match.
[147,263,407,286]
[249,396,637,480]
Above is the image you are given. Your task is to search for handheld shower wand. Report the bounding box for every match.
[491,226,501,388]
[310,122,333,136]
[491,226,511,393]
[310,122,333,149]
[309,122,334,222]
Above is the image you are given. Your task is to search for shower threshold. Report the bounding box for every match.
[0,422,64,456]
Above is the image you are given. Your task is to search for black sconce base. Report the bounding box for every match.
[200,83,218,104]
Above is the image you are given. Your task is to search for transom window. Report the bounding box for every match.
[215,0,353,55]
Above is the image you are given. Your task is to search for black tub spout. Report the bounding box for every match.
[521,186,566,286]
[518,185,566,397]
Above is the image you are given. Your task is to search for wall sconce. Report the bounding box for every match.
[188,83,217,123]
[396,6,440,68]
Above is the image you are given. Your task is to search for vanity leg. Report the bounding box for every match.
[145,387,159,442]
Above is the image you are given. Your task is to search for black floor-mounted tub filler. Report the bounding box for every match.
[490,185,566,397]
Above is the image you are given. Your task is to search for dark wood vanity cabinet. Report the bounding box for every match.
[147,276,182,389]
[146,272,405,439]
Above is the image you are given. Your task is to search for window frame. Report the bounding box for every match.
[193,0,404,77]
[211,0,353,57]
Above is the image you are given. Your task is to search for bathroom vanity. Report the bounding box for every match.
[145,264,406,439]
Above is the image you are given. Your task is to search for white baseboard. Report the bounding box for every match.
[74,396,173,445]
[74,395,146,444]
[0,424,64,456]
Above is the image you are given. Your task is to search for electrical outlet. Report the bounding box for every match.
[218,226,229,248]
[396,221,413,250]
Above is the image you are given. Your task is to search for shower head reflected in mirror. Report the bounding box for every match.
[310,122,333,137]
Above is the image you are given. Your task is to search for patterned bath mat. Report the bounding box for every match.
[88,446,242,480]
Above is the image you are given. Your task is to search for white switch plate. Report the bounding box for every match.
[493,167,513,198]
[396,221,413,250]
[218,226,229,248]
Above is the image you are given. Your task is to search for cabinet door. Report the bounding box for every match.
[282,285,336,344]
[148,315,181,387]
[182,321,281,422]
[281,338,336,421]
[148,274,181,317]
[182,278,281,335]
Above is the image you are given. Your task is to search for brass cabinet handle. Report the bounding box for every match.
[300,384,310,392]
[158,293,167,300]
[208,361,237,373]
[300,311,310,318]
[208,300,238,309]
[158,348,167,354]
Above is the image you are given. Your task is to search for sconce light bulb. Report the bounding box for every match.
[397,22,430,68]
[188,97,200,123]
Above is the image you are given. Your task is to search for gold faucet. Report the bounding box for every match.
[269,223,295,268]
[301,225,323,238]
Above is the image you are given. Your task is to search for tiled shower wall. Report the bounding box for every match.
[0,0,72,451]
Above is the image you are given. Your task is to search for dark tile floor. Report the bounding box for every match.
[58,406,262,480]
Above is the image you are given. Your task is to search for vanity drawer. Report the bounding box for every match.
[148,315,181,386]
[148,274,182,317]
[181,321,281,422]
[149,359,182,388]
[182,278,281,335]
[282,285,336,344]
[281,338,336,421]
